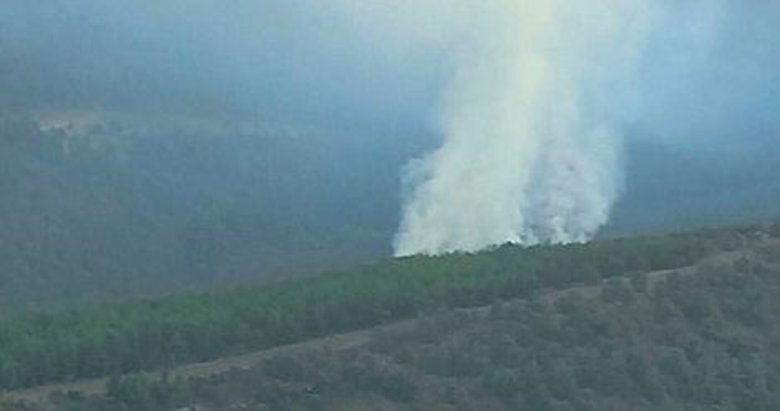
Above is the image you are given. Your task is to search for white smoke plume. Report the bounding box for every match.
[390,0,662,256]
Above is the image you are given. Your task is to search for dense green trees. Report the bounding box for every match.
[0,226,770,390]
[17,238,780,411]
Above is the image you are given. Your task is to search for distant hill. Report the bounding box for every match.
[0,117,425,308]
[1,115,778,309]
[607,135,780,237]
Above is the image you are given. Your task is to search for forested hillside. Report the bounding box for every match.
[0,225,776,393]
[1,3,777,410]
[3,225,780,410]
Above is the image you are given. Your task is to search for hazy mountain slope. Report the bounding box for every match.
[1,115,778,308]
[0,117,424,308]
[607,135,780,236]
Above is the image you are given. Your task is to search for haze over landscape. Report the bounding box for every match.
[1,2,779,410]
[3,1,778,260]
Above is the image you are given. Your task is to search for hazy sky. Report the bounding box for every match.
[0,1,449,129]
[0,1,777,138]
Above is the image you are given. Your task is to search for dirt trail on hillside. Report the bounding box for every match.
[3,244,768,405]
[2,318,423,405]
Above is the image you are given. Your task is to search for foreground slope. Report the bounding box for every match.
[0,225,750,391]
[0,226,777,409]
[5,230,780,410]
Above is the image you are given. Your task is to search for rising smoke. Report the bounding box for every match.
[1,1,776,258]
[392,1,661,256]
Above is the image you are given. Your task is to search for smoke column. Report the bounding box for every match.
[394,0,661,256]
